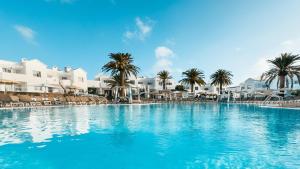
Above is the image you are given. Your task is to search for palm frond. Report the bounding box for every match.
[210,69,233,86]
[179,68,206,87]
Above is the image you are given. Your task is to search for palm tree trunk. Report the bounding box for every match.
[163,80,166,90]
[191,83,194,93]
[279,75,285,97]
[219,84,223,95]
[120,70,125,97]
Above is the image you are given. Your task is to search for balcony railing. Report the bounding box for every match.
[0,72,27,82]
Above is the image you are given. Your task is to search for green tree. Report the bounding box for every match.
[102,53,140,97]
[210,69,233,94]
[179,68,205,93]
[157,70,172,90]
[175,85,185,91]
[261,53,300,96]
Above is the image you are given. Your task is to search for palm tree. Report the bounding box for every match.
[179,68,206,93]
[261,53,300,96]
[106,74,129,88]
[157,70,172,90]
[106,74,130,96]
[210,69,233,94]
[102,53,140,97]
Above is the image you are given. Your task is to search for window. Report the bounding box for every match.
[62,77,68,80]
[167,82,172,85]
[129,80,135,85]
[138,82,143,84]
[15,87,22,92]
[15,70,22,74]
[2,68,12,73]
[32,71,41,78]
[147,82,153,85]
[195,87,199,90]
[78,77,84,82]
[34,86,42,91]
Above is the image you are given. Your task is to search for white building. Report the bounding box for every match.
[87,74,177,96]
[87,74,112,96]
[0,59,88,94]
[225,78,268,99]
[183,83,219,95]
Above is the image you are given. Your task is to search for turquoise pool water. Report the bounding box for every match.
[0,104,300,169]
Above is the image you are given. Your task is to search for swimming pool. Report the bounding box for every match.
[0,104,300,169]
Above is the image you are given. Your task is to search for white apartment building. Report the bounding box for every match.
[226,77,300,99]
[0,59,88,94]
[239,78,268,93]
[87,74,112,96]
[87,74,177,96]
[184,83,219,95]
[225,78,269,99]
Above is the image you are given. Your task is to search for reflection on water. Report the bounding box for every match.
[0,104,300,147]
[0,104,300,168]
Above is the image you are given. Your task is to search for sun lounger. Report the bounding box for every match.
[0,94,24,107]
[57,96,66,104]
[66,96,76,105]
[80,97,90,105]
[88,97,96,105]
[30,96,42,106]
[9,95,24,107]
[74,97,82,105]
[18,95,32,107]
[79,97,87,105]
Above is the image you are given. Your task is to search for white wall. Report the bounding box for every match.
[0,59,88,94]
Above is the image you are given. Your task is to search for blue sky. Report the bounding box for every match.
[1,0,300,85]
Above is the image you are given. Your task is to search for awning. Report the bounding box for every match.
[46,84,62,88]
[68,85,81,89]
[0,80,21,84]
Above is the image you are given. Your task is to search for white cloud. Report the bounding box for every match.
[154,59,173,71]
[152,46,183,80]
[14,25,37,45]
[155,46,174,59]
[124,31,134,39]
[123,17,154,41]
[153,46,175,72]
[136,17,151,36]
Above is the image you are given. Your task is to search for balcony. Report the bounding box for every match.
[60,79,71,87]
[0,72,28,83]
[47,77,59,85]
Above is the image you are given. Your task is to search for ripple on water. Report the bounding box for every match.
[0,104,300,169]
